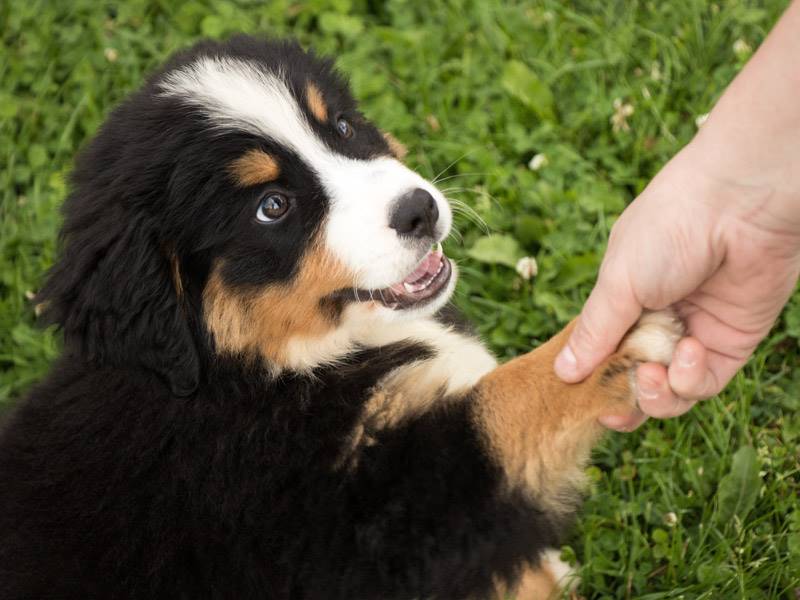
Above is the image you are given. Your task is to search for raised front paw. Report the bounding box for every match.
[619,309,684,365]
[595,309,685,412]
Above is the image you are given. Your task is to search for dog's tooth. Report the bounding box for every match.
[405,280,430,293]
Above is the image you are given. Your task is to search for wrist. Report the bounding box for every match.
[677,136,800,240]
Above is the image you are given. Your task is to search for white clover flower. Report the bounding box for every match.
[104,47,119,63]
[650,62,662,82]
[695,113,709,128]
[527,153,548,171]
[664,512,678,527]
[733,39,752,58]
[515,256,538,280]
[611,98,634,133]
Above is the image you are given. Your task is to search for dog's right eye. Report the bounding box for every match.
[256,193,290,223]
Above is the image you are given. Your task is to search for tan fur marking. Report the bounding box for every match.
[361,358,456,430]
[306,82,328,123]
[337,359,457,470]
[229,149,280,186]
[493,550,577,599]
[493,564,559,600]
[203,244,353,368]
[473,313,681,514]
[511,566,559,600]
[170,254,184,299]
[382,131,408,159]
[336,324,496,470]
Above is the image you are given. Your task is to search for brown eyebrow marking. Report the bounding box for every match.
[228,149,280,186]
[382,132,408,160]
[305,81,328,123]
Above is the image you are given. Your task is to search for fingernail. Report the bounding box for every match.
[599,413,644,432]
[638,376,660,400]
[555,346,578,378]
[676,345,697,369]
[599,415,630,431]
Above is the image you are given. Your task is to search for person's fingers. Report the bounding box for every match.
[598,360,696,431]
[598,410,648,432]
[665,337,720,401]
[554,276,642,383]
[635,362,697,418]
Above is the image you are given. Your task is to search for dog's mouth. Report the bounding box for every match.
[345,244,452,310]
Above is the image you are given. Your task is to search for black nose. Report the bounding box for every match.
[389,188,439,240]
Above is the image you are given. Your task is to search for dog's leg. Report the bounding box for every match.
[474,311,683,598]
[512,549,576,600]
[491,548,576,600]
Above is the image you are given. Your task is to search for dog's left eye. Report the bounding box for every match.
[336,117,353,139]
[256,193,290,223]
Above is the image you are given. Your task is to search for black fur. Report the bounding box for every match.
[0,345,561,599]
[0,37,565,599]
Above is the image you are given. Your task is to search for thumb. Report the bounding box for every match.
[554,278,642,382]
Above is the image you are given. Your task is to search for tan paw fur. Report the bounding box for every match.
[619,309,684,365]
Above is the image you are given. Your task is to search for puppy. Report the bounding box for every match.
[0,36,682,599]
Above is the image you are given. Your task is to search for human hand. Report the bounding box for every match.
[553,0,800,430]
[553,143,800,431]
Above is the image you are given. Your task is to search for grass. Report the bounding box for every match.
[2,0,798,597]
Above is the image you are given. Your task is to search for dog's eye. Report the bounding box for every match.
[336,117,353,139]
[256,193,290,223]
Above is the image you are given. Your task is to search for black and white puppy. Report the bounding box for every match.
[0,36,682,600]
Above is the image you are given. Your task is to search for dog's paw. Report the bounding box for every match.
[619,309,684,366]
[594,310,684,414]
[512,549,578,600]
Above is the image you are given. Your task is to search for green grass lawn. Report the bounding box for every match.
[2,0,799,597]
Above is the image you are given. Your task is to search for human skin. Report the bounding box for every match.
[553,0,800,431]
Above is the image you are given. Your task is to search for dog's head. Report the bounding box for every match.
[40,36,455,394]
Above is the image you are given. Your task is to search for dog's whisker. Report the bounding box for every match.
[445,197,490,233]
[453,187,504,212]
[430,150,475,184]
[446,224,464,244]
[432,172,486,185]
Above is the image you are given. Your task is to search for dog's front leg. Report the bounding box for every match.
[472,311,683,599]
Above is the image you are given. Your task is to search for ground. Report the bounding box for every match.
[1,1,798,598]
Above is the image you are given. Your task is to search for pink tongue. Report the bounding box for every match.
[390,250,443,293]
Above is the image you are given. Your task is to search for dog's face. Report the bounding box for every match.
[146,39,454,369]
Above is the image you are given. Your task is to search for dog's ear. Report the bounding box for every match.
[37,199,200,397]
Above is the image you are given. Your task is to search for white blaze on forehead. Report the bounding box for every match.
[159,57,452,289]
[159,57,332,171]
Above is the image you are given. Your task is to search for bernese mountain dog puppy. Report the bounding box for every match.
[0,36,683,599]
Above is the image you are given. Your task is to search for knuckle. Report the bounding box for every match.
[642,394,683,419]
[669,366,719,402]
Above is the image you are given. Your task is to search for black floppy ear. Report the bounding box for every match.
[38,202,200,397]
